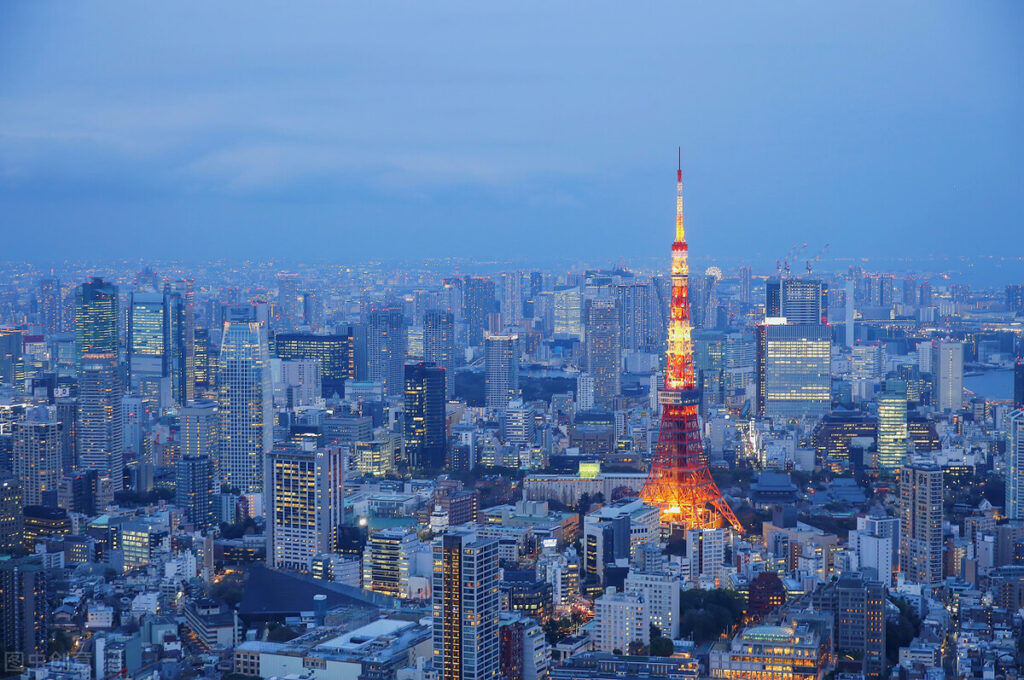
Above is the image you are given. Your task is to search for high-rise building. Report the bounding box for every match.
[623,569,680,638]
[366,309,407,397]
[1007,284,1024,315]
[552,286,583,339]
[0,330,24,390]
[0,476,24,554]
[217,320,272,494]
[463,276,496,347]
[424,310,457,399]
[934,341,963,412]
[810,571,887,680]
[485,334,519,410]
[710,622,826,680]
[363,528,417,598]
[593,587,648,654]
[500,271,524,328]
[265,446,343,572]
[1006,410,1024,521]
[75,278,118,367]
[39,277,62,335]
[13,409,61,507]
[166,285,195,406]
[275,333,356,399]
[404,362,447,470]
[899,461,943,585]
[432,529,500,680]
[765,278,827,325]
[876,380,908,472]
[616,281,662,354]
[181,398,219,463]
[176,456,216,530]
[584,299,621,408]
[756,322,831,419]
[738,266,752,305]
[0,556,48,661]
[127,291,170,399]
[276,273,301,325]
[77,353,124,492]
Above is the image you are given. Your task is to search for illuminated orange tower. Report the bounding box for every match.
[640,151,743,532]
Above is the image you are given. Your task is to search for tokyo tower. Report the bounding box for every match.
[640,152,743,533]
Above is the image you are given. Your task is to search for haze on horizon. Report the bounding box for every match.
[1,1,1021,270]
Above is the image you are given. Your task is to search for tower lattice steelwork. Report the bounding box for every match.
[640,153,743,532]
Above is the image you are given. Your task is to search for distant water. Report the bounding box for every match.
[963,369,1013,401]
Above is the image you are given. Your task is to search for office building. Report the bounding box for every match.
[127,291,170,398]
[756,323,831,419]
[876,379,908,472]
[933,340,963,412]
[552,286,583,339]
[709,623,826,680]
[404,362,447,470]
[899,461,943,585]
[354,440,395,477]
[77,353,124,492]
[363,528,417,599]
[176,456,216,530]
[39,277,62,334]
[432,529,500,680]
[811,571,886,680]
[366,308,407,397]
[616,281,663,354]
[463,276,496,346]
[75,278,118,366]
[485,334,519,410]
[275,333,356,399]
[593,587,647,654]
[1006,410,1024,521]
[584,299,621,408]
[0,329,24,390]
[181,398,219,464]
[623,569,679,638]
[766,278,827,325]
[265,446,344,572]
[0,476,23,554]
[0,557,48,660]
[424,309,457,398]
[13,409,61,507]
[217,320,272,494]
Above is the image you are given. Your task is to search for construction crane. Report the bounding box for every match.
[806,243,830,275]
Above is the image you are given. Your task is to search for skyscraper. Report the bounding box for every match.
[39,277,62,334]
[1006,410,1024,521]
[899,461,943,585]
[176,455,216,530]
[0,556,48,661]
[265,446,343,572]
[275,333,356,399]
[404,362,447,470]
[181,398,219,461]
[584,299,621,408]
[217,319,272,494]
[552,286,583,339]
[0,329,25,390]
[463,276,496,347]
[0,476,23,554]
[127,290,169,396]
[765,278,827,325]
[424,309,457,398]
[13,409,61,507]
[933,340,963,412]
[876,379,908,472]
[432,529,500,680]
[738,266,752,305]
[77,353,124,492]
[366,308,407,397]
[756,322,831,419]
[811,571,887,680]
[485,334,519,410]
[74,277,118,367]
[500,271,524,328]
[363,528,416,598]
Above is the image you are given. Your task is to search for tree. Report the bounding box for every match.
[650,636,675,657]
[627,640,648,656]
[678,588,745,643]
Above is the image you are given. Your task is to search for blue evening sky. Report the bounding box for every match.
[1,2,1021,270]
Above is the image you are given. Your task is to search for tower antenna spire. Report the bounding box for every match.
[641,152,743,533]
